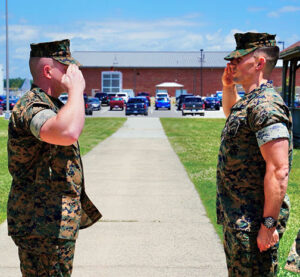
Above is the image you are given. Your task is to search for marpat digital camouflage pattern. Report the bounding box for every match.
[285,229,300,273]
[7,85,101,239]
[217,82,293,233]
[12,236,75,276]
[223,225,279,276]
[224,32,277,61]
[30,39,80,66]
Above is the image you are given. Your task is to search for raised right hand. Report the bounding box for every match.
[222,63,234,87]
[61,64,86,94]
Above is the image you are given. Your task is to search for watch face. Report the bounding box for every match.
[264,217,276,228]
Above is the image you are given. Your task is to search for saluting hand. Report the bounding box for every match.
[222,63,234,87]
[61,64,86,94]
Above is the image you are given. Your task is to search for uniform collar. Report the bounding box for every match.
[231,80,273,110]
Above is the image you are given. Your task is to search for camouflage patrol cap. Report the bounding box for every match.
[224,32,277,61]
[30,39,80,66]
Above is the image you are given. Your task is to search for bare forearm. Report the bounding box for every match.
[40,93,85,145]
[56,93,85,139]
[222,85,240,117]
[263,167,288,219]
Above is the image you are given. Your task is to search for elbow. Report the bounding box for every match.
[63,129,81,145]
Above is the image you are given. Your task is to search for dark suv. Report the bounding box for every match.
[137,92,151,106]
[84,97,93,116]
[95,92,108,105]
[176,94,194,110]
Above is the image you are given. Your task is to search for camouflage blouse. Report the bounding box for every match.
[7,85,101,239]
[216,82,293,232]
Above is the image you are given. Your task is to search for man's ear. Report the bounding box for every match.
[43,64,52,79]
[256,57,266,71]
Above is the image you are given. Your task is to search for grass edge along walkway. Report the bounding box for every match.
[0,117,126,224]
[160,117,299,277]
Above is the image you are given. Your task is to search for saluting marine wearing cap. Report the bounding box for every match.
[7,38,101,276]
[217,31,293,276]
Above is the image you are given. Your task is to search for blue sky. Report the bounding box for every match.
[0,0,299,78]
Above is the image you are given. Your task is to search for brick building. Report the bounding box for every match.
[73,51,284,97]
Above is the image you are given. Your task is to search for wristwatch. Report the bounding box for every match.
[262,217,277,229]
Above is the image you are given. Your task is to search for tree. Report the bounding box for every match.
[3,78,28,89]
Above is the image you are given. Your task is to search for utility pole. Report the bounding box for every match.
[199,49,205,97]
[5,0,10,119]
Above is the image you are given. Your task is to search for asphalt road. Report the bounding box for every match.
[90,105,226,118]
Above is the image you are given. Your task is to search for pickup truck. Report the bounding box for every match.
[109,97,125,110]
[181,96,205,116]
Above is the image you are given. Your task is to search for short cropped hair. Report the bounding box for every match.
[253,46,280,77]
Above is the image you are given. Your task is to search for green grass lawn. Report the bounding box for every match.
[161,118,299,276]
[0,117,126,224]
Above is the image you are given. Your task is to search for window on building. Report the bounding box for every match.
[101,71,122,93]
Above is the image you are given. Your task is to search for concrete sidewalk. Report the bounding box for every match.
[0,117,227,277]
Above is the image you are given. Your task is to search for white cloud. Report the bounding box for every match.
[9,25,39,42]
[268,5,300,17]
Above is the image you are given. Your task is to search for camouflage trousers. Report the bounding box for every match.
[223,225,279,277]
[12,236,76,277]
[284,229,300,273]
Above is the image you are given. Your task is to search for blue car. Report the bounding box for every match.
[155,97,171,110]
[1,97,19,110]
[125,97,148,116]
[204,97,220,110]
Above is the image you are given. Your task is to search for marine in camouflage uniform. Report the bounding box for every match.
[217,33,293,276]
[284,229,300,273]
[7,39,102,276]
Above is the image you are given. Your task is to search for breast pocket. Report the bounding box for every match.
[222,118,240,140]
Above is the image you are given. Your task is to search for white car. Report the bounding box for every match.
[155,92,169,100]
[116,92,129,103]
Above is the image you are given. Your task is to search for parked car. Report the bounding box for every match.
[204,97,220,110]
[137,92,151,106]
[1,97,19,110]
[182,96,205,116]
[125,97,148,116]
[88,97,101,111]
[155,92,169,100]
[215,91,223,106]
[84,97,93,116]
[238,91,245,98]
[58,94,68,104]
[176,94,194,110]
[0,95,5,104]
[95,92,109,105]
[155,97,171,110]
[116,92,129,103]
[109,97,125,110]
[107,93,117,104]
[294,100,300,108]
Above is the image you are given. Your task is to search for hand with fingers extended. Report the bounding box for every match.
[257,225,279,252]
[222,63,234,87]
[61,64,86,94]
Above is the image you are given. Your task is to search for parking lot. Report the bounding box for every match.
[90,103,225,118]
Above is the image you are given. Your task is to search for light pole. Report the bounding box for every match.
[199,49,205,97]
[278,41,285,51]
[5,0,10,119]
